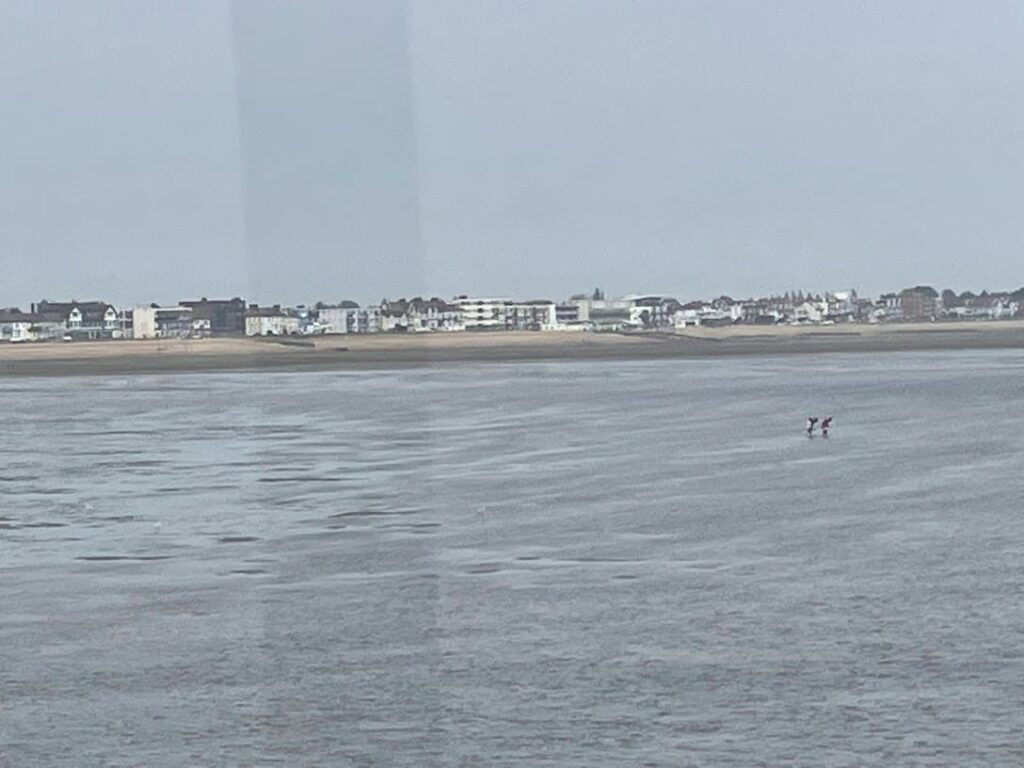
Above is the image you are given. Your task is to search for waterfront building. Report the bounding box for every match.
[508,300,557,331]
[555,303,587,327]
[380,298,466,332]
[245,305,300,336]
[625,295,677,329]
[132,305,197,339]
[32,300,119,339]
[316,301,362,334]
[455,297,510,330]
[179,298,246,336]
[0,308,48,342]
[898,286,940,321]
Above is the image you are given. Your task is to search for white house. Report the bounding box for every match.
[826,291,857,320]
[245,305,300,336]
[32,300,119,339]
[317,302,362,334]
[0,309,39,342]
[793,301,828,324]
[417,298,463,331]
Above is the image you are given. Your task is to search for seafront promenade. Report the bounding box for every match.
[1,321,1023,376]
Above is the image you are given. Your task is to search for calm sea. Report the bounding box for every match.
[3,351,1024,766]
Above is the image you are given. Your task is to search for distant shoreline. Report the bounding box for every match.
[1,322,1023,377]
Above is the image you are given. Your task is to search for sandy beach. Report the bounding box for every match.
[1,321,1023,376]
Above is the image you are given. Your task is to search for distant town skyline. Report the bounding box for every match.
[4,284,1022,345]
[4,279,1024,315]
[2,1,1022,305]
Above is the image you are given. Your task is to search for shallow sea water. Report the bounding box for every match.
[2,350,1024,766]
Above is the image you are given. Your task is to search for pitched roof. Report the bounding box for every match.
[0,309,40,323]
[35,300,114,314]
[246,305,290,318]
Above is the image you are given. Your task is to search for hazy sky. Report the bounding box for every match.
[2,0,1022,307]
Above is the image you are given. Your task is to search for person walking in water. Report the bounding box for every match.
[821,416,833,436]
[806,416,819,436]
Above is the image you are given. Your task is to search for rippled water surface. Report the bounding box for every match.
[3,351,1024,766]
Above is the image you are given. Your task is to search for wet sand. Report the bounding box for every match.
[1,321,1023,376]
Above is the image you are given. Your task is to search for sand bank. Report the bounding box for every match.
[1,322,1023,376]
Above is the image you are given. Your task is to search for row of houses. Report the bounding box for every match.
[0,301,122,343]
[244,297,588,336]
[877,287,1023,322]
[575,286,1024,330]
[0,296,575,341]
[2,287,1022,342]
[0,298,246,343]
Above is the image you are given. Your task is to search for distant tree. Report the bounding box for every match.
[592,287,605,301]
[941,289,959,308]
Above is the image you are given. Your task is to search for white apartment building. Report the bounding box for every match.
[132,306,196,339]
[508,301,557,330]
[455,297,558,330]
[317,304,362,334]
[456,297,510,330]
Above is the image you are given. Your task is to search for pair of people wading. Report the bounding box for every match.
[806,416,833,436]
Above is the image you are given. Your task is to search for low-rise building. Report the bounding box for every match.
[362,306,381,333]
[0,308,43,342]
[416,298,463,331]
[792,301,827,324]
[825,290,857,322]
[316,301,362,334]
[379,300,410,332]
[32,300,119,339]
[625,295,680,329]
[179,298,246,336]
[455,297,510,330]
[508,300,557,331]
[245,305,300,336]
[561,298,591,323]
[898,286,939,321]
[381,298,466,332]
[952,293,1021,320]
[132,305,197,339]
[453,296,559,331]
[116,309,134,338]
[555,302,591,329]
[875,293,903,322]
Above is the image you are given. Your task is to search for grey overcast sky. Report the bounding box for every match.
[1,0,1022,307]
